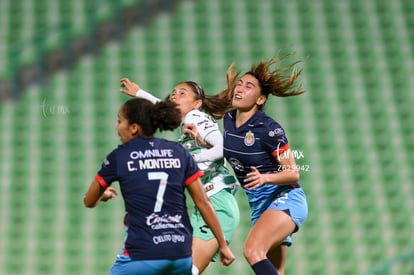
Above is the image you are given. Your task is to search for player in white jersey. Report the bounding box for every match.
[119,78,240,274]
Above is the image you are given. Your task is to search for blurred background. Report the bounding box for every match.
[0,0,413,274]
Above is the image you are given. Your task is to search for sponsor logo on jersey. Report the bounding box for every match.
[103,158,110,167]
[229,157,244,172]
[272,127,285,136]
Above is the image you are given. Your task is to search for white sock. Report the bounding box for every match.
[192,264,199,275]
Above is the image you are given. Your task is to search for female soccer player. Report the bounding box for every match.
[119,78,240,274]
[83,97,235,275]
[184,53,309,275]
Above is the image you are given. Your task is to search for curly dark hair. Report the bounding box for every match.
[122,97,181,136]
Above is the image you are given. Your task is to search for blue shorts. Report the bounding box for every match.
[251,187,308,246]
[109,256,192,275]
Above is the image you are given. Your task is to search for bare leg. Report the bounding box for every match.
[267,243,289,275]
[244,209,295,267]
[192,237,219,274]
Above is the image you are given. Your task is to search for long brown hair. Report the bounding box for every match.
[182,52,305,118]
[181,80,236,120]
[247,52,304,98]
[209,51,305,113]
[184,64,241,120]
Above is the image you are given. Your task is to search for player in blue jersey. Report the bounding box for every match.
[83,97,235,275]
[119,78,240,275]
[184,53,309,275]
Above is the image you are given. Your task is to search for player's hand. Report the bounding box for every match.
[182,123,200,141]
[182,123,197,139]
[182,123,212,148]
[218,245,235,266]
[100,187,118,202]
[120,78,140,97]
[244,166,266,190]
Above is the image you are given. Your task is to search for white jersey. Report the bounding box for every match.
[136,89,239,196]
[179,110,238,196]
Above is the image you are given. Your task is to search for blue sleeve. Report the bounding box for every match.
[182,146,204,185]
[261,122,290,158]
[96,149,119,188]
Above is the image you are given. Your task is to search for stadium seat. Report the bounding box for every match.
[1,1,413,275]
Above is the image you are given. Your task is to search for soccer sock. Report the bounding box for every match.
[251,259,278,275]
[191,264,199,275]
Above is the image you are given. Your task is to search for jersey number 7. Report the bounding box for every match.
[148,172,169,212]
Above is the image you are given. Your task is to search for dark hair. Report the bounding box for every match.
[122,98,181,136]
[184,81,205,102]
[182,81,234,120]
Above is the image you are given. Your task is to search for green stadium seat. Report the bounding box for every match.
[1,1,414,275]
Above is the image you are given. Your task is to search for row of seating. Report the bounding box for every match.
[1,0,413,274]
[0,0,140,80]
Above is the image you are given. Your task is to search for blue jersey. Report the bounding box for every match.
[223,109,300,209]
[95,137,203,260]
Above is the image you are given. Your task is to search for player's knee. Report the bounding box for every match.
[243,245,266,265]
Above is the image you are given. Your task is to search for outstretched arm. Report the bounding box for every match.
[120,78,160,103]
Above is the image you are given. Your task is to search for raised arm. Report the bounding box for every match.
[120,78,161,103]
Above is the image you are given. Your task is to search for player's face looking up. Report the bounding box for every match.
[115,107,139,144]
[232,74,267,112]
[169,83,202,119]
